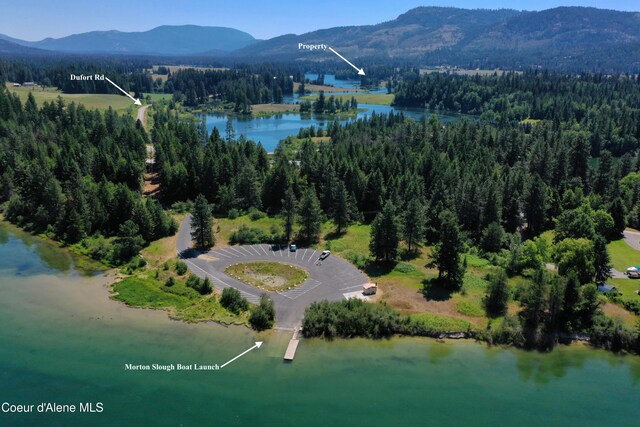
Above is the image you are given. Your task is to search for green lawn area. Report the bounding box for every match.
[216,214,281,245]
[142,92,172,102]
[607,239,640,272]
[608,278,640,302]
[112,276,198,310]
[7,84,135,113]
[301,93,394,106]
[112,272,250,325]
[225,261,308,291]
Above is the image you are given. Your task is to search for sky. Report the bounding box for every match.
[1,0,638,41]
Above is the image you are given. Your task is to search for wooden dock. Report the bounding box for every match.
[284,327,301,361]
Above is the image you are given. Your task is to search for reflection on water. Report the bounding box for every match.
[0,221,102,277]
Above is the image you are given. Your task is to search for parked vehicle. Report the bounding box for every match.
[319,250,331,260]
[289,244,297,252]
[626,266,640,278]
[363,283,377,295]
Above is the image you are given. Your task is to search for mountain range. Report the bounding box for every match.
[1,7,640,71]
[0,25,257,56]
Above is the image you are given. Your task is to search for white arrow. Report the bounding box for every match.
[105,77,142,106]
[220,341,263,369]
[328,47,365,76]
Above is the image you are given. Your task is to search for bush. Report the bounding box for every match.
[165,277,175,287]
[622,299,640,315]
[249,209,267,221]
[175,260,188,275]
[483,269,510,317]
[302,299,402,338]
[220,287,250,314]
[229,225,271,245]
[228,208,240,219]
[200,277,213,295]
[249,294,275,331]
[171,201,193,213]
[342,250,368,269]
[488,315,525,347]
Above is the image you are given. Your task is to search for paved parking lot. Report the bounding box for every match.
[177,217,370,329]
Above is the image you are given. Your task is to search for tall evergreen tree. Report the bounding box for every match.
[431,209,465,288]
[297,188,323,244]
[281,186,297,242]
[524,173,548,238]
[191,194,214,249]
[593,236,612,282]
[402,198,426,253]
[333,181,356,234]
[369,201,400,262]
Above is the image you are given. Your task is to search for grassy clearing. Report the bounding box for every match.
[226,261,308,291]
[251,103,300,115]
[301,93,394,106]
[608,278,640,301]
[294,82,365,93]
[112,267,250,325]
[608,239,640,272]
[142,92,172,102]
[7,84,135,113]
[409,312,477,333]
[216,215,281,246]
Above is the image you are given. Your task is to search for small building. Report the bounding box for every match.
[363,283,377,296]
[22,82,36,87]
[12,83,21,87]
[597,283,618,294]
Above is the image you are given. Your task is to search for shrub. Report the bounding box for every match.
[249,209,267,221]
[171,201,193,213]
[249,294,276,331]
[200,277,213,295]
[302,299,402,339]
[483,269,510,317]
[175,260,188,275]
[622,299,640,315]
[165,277,175,287]
[229,225,271,245]
[220,287,250,314]
[228,208,240,219]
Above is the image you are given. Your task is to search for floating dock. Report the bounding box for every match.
[284,327,301,361]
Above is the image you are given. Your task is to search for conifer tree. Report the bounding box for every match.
[297,188,323,244]
[191,194,214,249]
[369,201,400,262]
[281,186,297,242]
[402,198,426,253]
[431,209,465,288]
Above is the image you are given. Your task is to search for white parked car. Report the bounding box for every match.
[319,250,331,260]
[626,266,640,278]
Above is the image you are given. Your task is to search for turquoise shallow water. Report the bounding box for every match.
[1,221,639,426]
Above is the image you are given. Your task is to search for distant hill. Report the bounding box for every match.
[0,25,257,56]
[0,39,53,56]
[232,6,640,71]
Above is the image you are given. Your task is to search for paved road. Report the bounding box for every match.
[176,216,369,329]
[136,105,149,127]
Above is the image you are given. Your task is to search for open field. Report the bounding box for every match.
[112,273,250,325]
[301,93,393,106]
[225,261,308,291]
[6,83,136,113]
[294,82,365,93]
[251,103,300,114]
[608,238,640,272]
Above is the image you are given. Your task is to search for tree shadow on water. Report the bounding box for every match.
[421,277,455,301]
